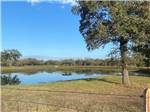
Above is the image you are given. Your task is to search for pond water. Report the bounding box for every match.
[1,71,108,85]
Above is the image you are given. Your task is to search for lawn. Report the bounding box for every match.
[2,75,150,112]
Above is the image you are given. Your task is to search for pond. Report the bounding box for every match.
[1,71,108,85]
[1,69,147,85]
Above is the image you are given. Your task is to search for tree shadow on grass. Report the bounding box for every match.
[83,78,120,85]
[66,77,120,85]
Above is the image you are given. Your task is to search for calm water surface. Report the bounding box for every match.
[1,71,107,85]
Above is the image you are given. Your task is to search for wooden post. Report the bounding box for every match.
[145,88,150,112]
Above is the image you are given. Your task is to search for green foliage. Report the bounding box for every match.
[45,58,121,66]
[60,59,75,66]
[16,58,44,66]
[45,60,60,65]
[1,74,21,85]
[133,42,150,67]
[72,1,150,51]
[72,1,150,85]
[129,53,145,67]
[1,49,22,66]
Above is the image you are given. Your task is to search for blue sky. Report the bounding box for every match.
[2,1,112,60]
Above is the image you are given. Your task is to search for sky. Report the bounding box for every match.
[1,0,112,60]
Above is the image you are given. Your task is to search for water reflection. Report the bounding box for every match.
[1,71,107,85]
[1,69,149,85]
[1,73,21,85]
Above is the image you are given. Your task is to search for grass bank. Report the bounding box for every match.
[1,65,143,74]
[2,75,150,112]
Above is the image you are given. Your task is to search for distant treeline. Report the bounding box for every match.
[1,49,148,67]
[14,58,145,67]
[14,58,122,66]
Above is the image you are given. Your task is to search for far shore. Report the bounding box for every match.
[1,65,148,74]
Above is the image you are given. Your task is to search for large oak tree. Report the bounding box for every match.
[72,1,150,85]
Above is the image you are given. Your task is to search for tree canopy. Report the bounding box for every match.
[72,1,150,50]
[72,1,150,85]
[1,49,22,66]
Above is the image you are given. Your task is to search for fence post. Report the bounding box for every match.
[2,101,4,112]
[145,88,150,112]
[17,101,20,112]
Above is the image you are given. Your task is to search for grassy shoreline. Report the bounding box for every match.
[1,65,145,74]
[2,75,150,112]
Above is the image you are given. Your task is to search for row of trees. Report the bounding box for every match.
[1,49,149,67]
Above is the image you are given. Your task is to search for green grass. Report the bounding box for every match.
[2,75,150,112]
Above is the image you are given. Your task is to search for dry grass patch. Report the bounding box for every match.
[2,76,150,112]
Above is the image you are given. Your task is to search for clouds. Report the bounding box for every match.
[28,0,41,5]
[28,0,77,6]
[58,0,77,6]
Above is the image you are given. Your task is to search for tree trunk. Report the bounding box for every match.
[120,38,130,86]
